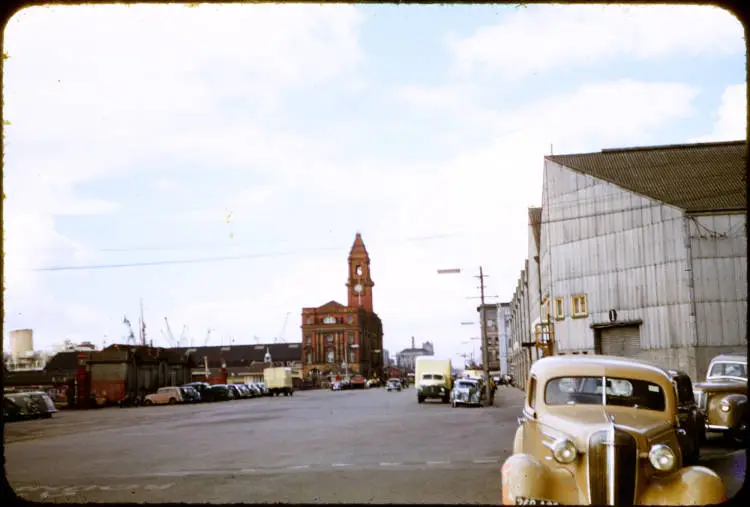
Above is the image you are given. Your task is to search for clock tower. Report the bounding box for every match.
[346,232,374,312]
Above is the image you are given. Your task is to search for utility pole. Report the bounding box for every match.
[476,266,492,405]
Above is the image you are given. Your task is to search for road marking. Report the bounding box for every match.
[380,462,402,466]
[331,463,351,467]
[426,461,450,465]
[18,483,175,499]
[473,459,499,464]
[287,465,310,470]
[241,468,258,473]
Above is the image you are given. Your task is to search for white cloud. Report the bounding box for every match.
[2,3,741,366]
[2,3,365,350]
[691,83,747,143]
[448,5,743,79]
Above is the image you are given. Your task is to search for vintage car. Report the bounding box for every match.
[450,378,485,407]
[502,355,727,506]
[3,391,59,421]
[693,353,747,445]
[668,370,705,465]
[143,386,184,405]
[386,379,402,392]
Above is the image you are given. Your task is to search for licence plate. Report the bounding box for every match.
[515,497,559,505]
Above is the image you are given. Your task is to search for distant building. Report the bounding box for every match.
[477,304,501,371]
[5,329,54,372]
[382,349,391,367]
[169,343,304,385]
[300,233,385,382]
[396,337,434,372]
[498,302,511,375]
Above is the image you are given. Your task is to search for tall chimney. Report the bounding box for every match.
[411,336,415,349]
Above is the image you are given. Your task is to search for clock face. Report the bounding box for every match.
[356,266,363,276]
[354,284,363,294]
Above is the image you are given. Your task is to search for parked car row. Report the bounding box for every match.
[3,391,59,422]
[123,381,271,407]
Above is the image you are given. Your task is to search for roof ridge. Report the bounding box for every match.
[600,139,745,153]
[544,140,746,159]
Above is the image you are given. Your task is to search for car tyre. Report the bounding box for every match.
[728,420,748,446]
[168,398,176,405]
[417,396,425,404]
[144,399,153,406]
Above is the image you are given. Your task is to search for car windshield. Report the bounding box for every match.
[544,376,666,411]
[708,361,747,379]
[456,381,475,389]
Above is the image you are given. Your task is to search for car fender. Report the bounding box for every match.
[501,454,579,505]
[638,466,727,505]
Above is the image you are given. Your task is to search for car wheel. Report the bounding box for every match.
[144,399,153,406]
[417,396,425,404]
[168,398,176,405]
[729,420,748,446]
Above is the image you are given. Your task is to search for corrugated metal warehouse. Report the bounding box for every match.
[538,140,746,380]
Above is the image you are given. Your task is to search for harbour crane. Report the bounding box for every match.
[276,312,291,343]
[123,316,136,345]
[179,325,189,348]
[163,317,179,347]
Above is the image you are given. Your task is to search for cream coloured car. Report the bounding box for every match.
[143,386,184,406]
[502,355,727,505]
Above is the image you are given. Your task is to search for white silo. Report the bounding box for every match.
[10,329,34,359]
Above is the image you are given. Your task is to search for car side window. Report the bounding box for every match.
[528,376,537,409]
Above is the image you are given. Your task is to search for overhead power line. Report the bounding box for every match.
[32,232,465,273]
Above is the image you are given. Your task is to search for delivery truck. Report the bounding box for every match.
[415,357,452,404]
[263,367,294,397]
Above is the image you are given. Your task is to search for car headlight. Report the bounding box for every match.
[720,401,731,412]
[648,444,677,472]
[551,439,578,464]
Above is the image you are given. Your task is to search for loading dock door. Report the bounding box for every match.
[598,325,641,358]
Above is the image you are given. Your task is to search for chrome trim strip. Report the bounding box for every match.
[585,432,593,504]
[542,440,554,450]
[606,423,616,506]
[708,424,730,430]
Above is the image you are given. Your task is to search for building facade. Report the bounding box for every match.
[301,234,385,381]
[507,206,547,389]
[477,304,501,371]
[396,338,434,371]
[497,302,511,376]
[540,140,746,380]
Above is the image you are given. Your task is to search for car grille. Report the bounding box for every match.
[588,429,637,506]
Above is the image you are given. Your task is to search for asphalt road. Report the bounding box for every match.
[5,386,746,504]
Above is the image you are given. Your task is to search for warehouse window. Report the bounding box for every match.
[348,332,355,344]
[327,350,335,363]
[326,335,334,344]
[306,353,312,364]
[571,294,588,318]
[349,351,355,363]
[554,298,565,320]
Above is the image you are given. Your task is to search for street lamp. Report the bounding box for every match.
[438,266,492,404]
[344,343,359,380]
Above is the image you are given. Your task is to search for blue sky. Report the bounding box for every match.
[2,3,746,365]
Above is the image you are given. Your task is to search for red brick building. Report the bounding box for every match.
[301,233,384,382]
